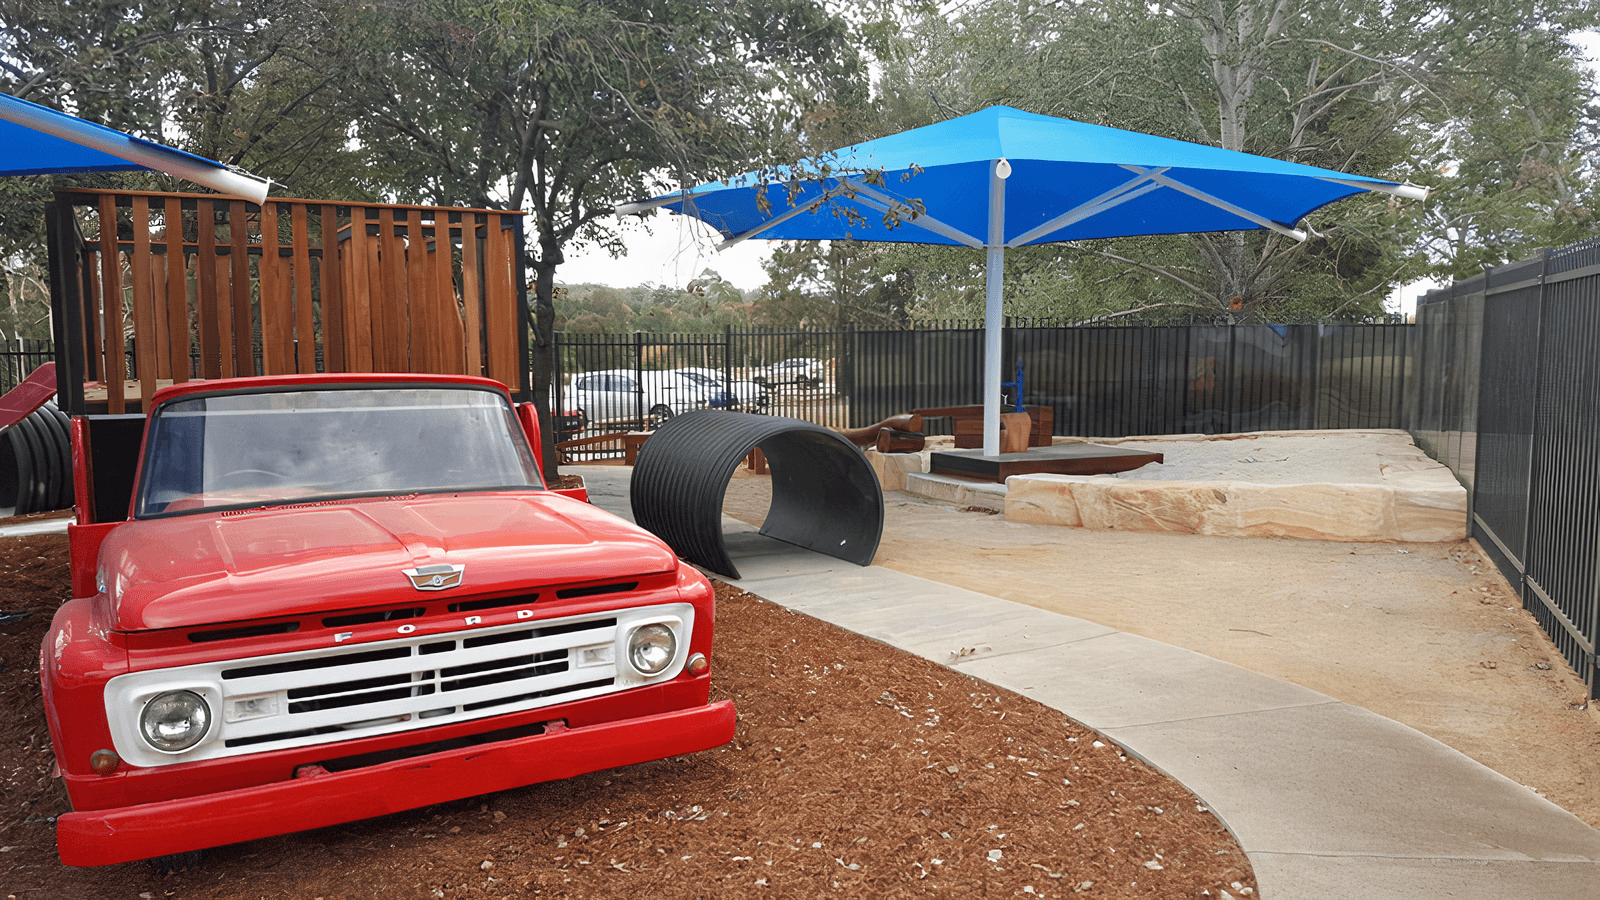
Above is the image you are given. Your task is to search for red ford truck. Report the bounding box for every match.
[40,373,734,867]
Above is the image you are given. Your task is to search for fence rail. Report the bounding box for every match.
[11,316,1414,442]
[1413,237,1600,697]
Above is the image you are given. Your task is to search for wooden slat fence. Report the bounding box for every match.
[47,190,528,413]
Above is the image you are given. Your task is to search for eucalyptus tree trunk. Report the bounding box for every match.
[1162,0,1295,317]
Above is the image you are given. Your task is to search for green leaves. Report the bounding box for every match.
[862,0,1595,321]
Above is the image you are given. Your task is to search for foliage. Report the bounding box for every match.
[0,0,368,333]
[858,0,1423,322]
[756,0,1596,326]
[0,0,1590,345]
[340,0,869,467]
[0,0,366,194]
[1401,1,1600,276]
[554,275,755,334]
[753,240,914,328]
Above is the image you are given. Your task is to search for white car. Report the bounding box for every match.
[674,368,770,413]
[754,357,826,386]
[568,369,731,429]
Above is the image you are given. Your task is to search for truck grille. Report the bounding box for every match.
[104,603,693,766]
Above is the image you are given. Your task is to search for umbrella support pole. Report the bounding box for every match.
[983,158,1009,457]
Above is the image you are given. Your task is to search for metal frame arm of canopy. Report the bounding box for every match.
[714,184,854,250]
[132,152,271,206]
[1005,168,1170,247]
[614,193,682,216]
[833,178,985,249]
[1123,165,1308,242]
[0,94,270,204]
[1317,177,1429,201]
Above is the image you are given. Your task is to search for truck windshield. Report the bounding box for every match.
[135,386,542,517]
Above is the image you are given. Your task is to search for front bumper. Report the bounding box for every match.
[57,699,735,866]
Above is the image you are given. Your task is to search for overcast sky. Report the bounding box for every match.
[557,213,773,290]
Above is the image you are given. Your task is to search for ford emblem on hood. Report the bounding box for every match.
[403,563,465,591]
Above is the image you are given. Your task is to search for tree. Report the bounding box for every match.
[555,276,755,333]
[554,284,637,333]
[0,0,201,320]
[0,0,367,333]
[881,0,1425,320]
[754,240,912,328]
[166,3,377,201]
[1402,1,1599,276]
[345,0,870,469]
[868,0,1597,320]
[0,0,361,192]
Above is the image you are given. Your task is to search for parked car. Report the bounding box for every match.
[568,369,731,429]
[673,368,770,414]
[754,357,826,386]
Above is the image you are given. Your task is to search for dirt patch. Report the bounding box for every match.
[0,531,1254,898]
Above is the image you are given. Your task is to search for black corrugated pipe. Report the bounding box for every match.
[630,410,883,579]
[0,401,74,518]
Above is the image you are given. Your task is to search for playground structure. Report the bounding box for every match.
[630,410,884,579]
[43,189,530,415]
[1,190,532,518]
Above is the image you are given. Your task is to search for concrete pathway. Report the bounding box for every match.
[573,465,1600,899]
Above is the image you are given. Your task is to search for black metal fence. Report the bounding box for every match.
[1411,237,1600,698]
[8,320,1412,440]
[553,321,1411,441]
[1008,322,1406,435]
[553,329,854,433]
[0,339,54,396]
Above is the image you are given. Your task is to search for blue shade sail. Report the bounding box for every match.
[627,106,1422,247]
[621,105,1427,456]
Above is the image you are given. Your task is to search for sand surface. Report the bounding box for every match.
[1083,430,1421,484]
[719,431,1600,828]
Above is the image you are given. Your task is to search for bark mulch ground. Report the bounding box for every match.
[0,529,1256,898]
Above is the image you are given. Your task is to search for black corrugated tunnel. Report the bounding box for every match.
[0,401,73,518]
[630,410,883,579]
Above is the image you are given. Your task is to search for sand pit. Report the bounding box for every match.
[1095,430,1434,484]
[886,430,1469,542]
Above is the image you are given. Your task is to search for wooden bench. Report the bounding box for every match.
[913,405,1055,449]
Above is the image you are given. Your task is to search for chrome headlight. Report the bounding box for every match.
[139,690,212,753]
[627,624,677,675]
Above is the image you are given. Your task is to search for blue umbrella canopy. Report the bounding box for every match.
[620,105,1426,453]
[0,91,270,204]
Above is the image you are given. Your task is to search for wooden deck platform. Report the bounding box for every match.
[929,442,1164,483]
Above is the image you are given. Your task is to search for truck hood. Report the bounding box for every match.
[96,493,680,632]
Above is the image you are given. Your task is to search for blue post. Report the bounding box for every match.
[1001,362,1025,413]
